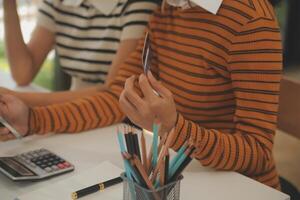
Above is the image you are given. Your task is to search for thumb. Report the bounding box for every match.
[0,103,8,119]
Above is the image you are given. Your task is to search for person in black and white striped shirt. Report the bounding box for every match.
[1,0,159,106]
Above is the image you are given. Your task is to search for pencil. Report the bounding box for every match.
[169,144,188,173]
[170,145,195,178]
[0,117,22,139]
[159,158,166,186]
[71,177,122,199]
[117,131,133,181]
[147,130,167,174]
[132,131,141,160]
[122,152,147,187]
[152,122,160,167]
[164,150,169,184]
[169,146,193,177]
[169,156,191,183]
[131,155,161,200]
[124,129,134,155]
[141,130,148,170]
[150,130,174,183]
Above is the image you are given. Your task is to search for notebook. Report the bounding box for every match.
[15,161,123,200]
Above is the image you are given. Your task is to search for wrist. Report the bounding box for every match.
[25,107,34,137]
[161,112,178,134]
[169,113,186,150]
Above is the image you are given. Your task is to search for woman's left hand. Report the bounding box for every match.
[119,72,177,135]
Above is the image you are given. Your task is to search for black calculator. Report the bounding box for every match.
[0,149,74,181]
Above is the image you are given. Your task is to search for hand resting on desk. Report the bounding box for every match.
[0,94,29,141]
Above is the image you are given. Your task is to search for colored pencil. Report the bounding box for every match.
[132,131,141,160]
[152,122,160,167]
[141,130,148,170]
[164,151,169,184]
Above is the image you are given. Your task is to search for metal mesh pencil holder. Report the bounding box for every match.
[121,173,183,200]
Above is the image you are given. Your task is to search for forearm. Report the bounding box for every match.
[105,39,139,86]
[11,84,107,107]
[3,0,35,85]
[28,36,145,135]
[170,114,274,176]
[29,90,125,134]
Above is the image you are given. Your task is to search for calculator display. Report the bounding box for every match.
[0,158,35,176]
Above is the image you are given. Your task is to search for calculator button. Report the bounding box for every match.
[29,162,37,168]
[52,166,59,171]
[36,161,42,165]
[52,160,59,165]
[63,162,71,168]
[33,153,39,158]
[42,159,49,164]
[58,163,65,169]
[33,150,40,154]
[24,159,31,164]
[21,155,28,160]
[48,157,54,162]
[45,167,53,172]
[40,164,48,169]
[25,154,33,160]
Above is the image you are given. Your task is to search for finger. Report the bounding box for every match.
[119,91,138,116]
[0,102,9,118]
[119,92,140,123]
[0,94,5,104]
[147,71,172,98]
[0,133,14,142]
[139,74,158,102]
[0,127,10,135]
[124,76,145,111]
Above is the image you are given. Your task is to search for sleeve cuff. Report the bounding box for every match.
[169,113,189,151]
[29,107,44,135]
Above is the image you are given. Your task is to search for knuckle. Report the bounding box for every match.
[119,92,125,103]
[165,90,173,97]
[150,101,160,109]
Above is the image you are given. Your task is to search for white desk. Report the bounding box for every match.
[0,72,290,200]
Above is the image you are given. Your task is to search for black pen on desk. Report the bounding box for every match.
[71,177,123,200]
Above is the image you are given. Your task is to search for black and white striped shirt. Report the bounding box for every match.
[37,0,158,89]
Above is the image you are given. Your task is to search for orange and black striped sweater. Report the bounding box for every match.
[29,0,282,189]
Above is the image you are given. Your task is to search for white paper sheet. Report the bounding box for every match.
[15,161,123,200]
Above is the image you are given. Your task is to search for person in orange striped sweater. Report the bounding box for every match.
[0,0,282,190]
